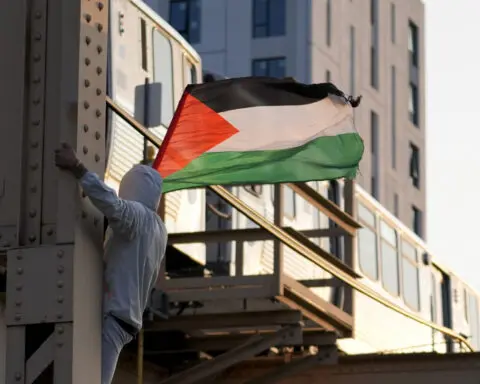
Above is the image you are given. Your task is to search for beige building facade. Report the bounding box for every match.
[145,0,426,237]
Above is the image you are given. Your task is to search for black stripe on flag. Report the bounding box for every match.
[186,76,348,114]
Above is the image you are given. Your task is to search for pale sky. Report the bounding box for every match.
[425,0,480,290]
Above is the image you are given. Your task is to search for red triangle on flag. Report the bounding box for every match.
[154,93,239,178]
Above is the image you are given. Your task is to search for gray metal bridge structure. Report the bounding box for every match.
[2,1,480,383]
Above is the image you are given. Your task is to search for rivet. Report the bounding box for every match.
[97,23,103,32]
[33,98,40,105]
[85,13,91,22]
[33,54,41,62]
[14,314,21,321]
[84,79,90,87]
[35,11,42,19]
[57,265,64,273]
[57,280,64,288]
[17,267,23,275]
[15,372,21,381]
[98,2,104,11]
[84,101,90,109]
[47,228,54,236]
[83,124,89,132]
[30,163,38,171]
[34,33,42,41]
[29,235,36,243]
[16,284,22,291]
[57,250,64,258]
[30,185,37,193]
[57,326,64,334]
[85,58,91,66]
[95,154,100,162]
[57,341,64,348]
[57,296,64,303]
[95,132,101,140]
[33,76,41,84]
[95,109,102,117]
[31,141,39,148]
[56,313,63,320]
[97,45,103,54]
[16,254,22,261]
[85,36,91,45]
[96,67,102,75]
[15,300,22,307]
[96,88,102,96]
[93,217,99,226]
[83,146,88,154]
[81,211,87,218]
[32,120,40,126]
[29,209,37,218]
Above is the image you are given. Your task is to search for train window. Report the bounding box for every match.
[380,220,399,295]
[401,239,419,310]
[152,30,174,127]
[270,185,296,218]
[468,293,480,349]
[358,202,375,227]
[184,58,197,85]
[357,202,378,280]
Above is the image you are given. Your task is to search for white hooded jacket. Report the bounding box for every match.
[79,164,167,330]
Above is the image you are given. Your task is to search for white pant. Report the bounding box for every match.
[102,314,134,384]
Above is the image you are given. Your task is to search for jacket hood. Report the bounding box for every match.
[118,164,163,211]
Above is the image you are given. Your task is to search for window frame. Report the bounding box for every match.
[251,57,286,78]
[400,238,420,311]
[409,142,420,188]
[379,219,400,296]
[252,0,286,38]
[152,27,175,128]
[409,82,419,126]
[357,202,379,281]
[169,0,201,44]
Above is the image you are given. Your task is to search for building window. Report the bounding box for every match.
[370,0,379,89]
[371,111,379,199]
[380,220,400,296]
[326,0,332,46]
[349,26,355,95]
[169,0,201,44]
[409,143,420,188]
[401,240,420,311]
[153,30,174,127]
[326,70,331,82]
[252,57,286,78]
[391,66,396,168]
[140,18,148,71]
[408,21,419,68]
[252,0,286,38]
[412,205,422,237]
[409,83,419,126]
[464,288,469,321]
[391,3,396,43]
[357,203,378,280]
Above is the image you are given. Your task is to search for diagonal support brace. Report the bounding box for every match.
[159,324,302,384]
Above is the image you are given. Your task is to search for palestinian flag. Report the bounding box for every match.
[153,77,364,193]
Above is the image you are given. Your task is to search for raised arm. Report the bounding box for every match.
[54,143,139,239]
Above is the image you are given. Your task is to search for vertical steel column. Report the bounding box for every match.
[343,180,356,324]
[1,0,109,382]
[273,184,284,295]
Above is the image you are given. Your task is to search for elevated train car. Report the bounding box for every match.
[201,72,480,354]
[106,0,206,264]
